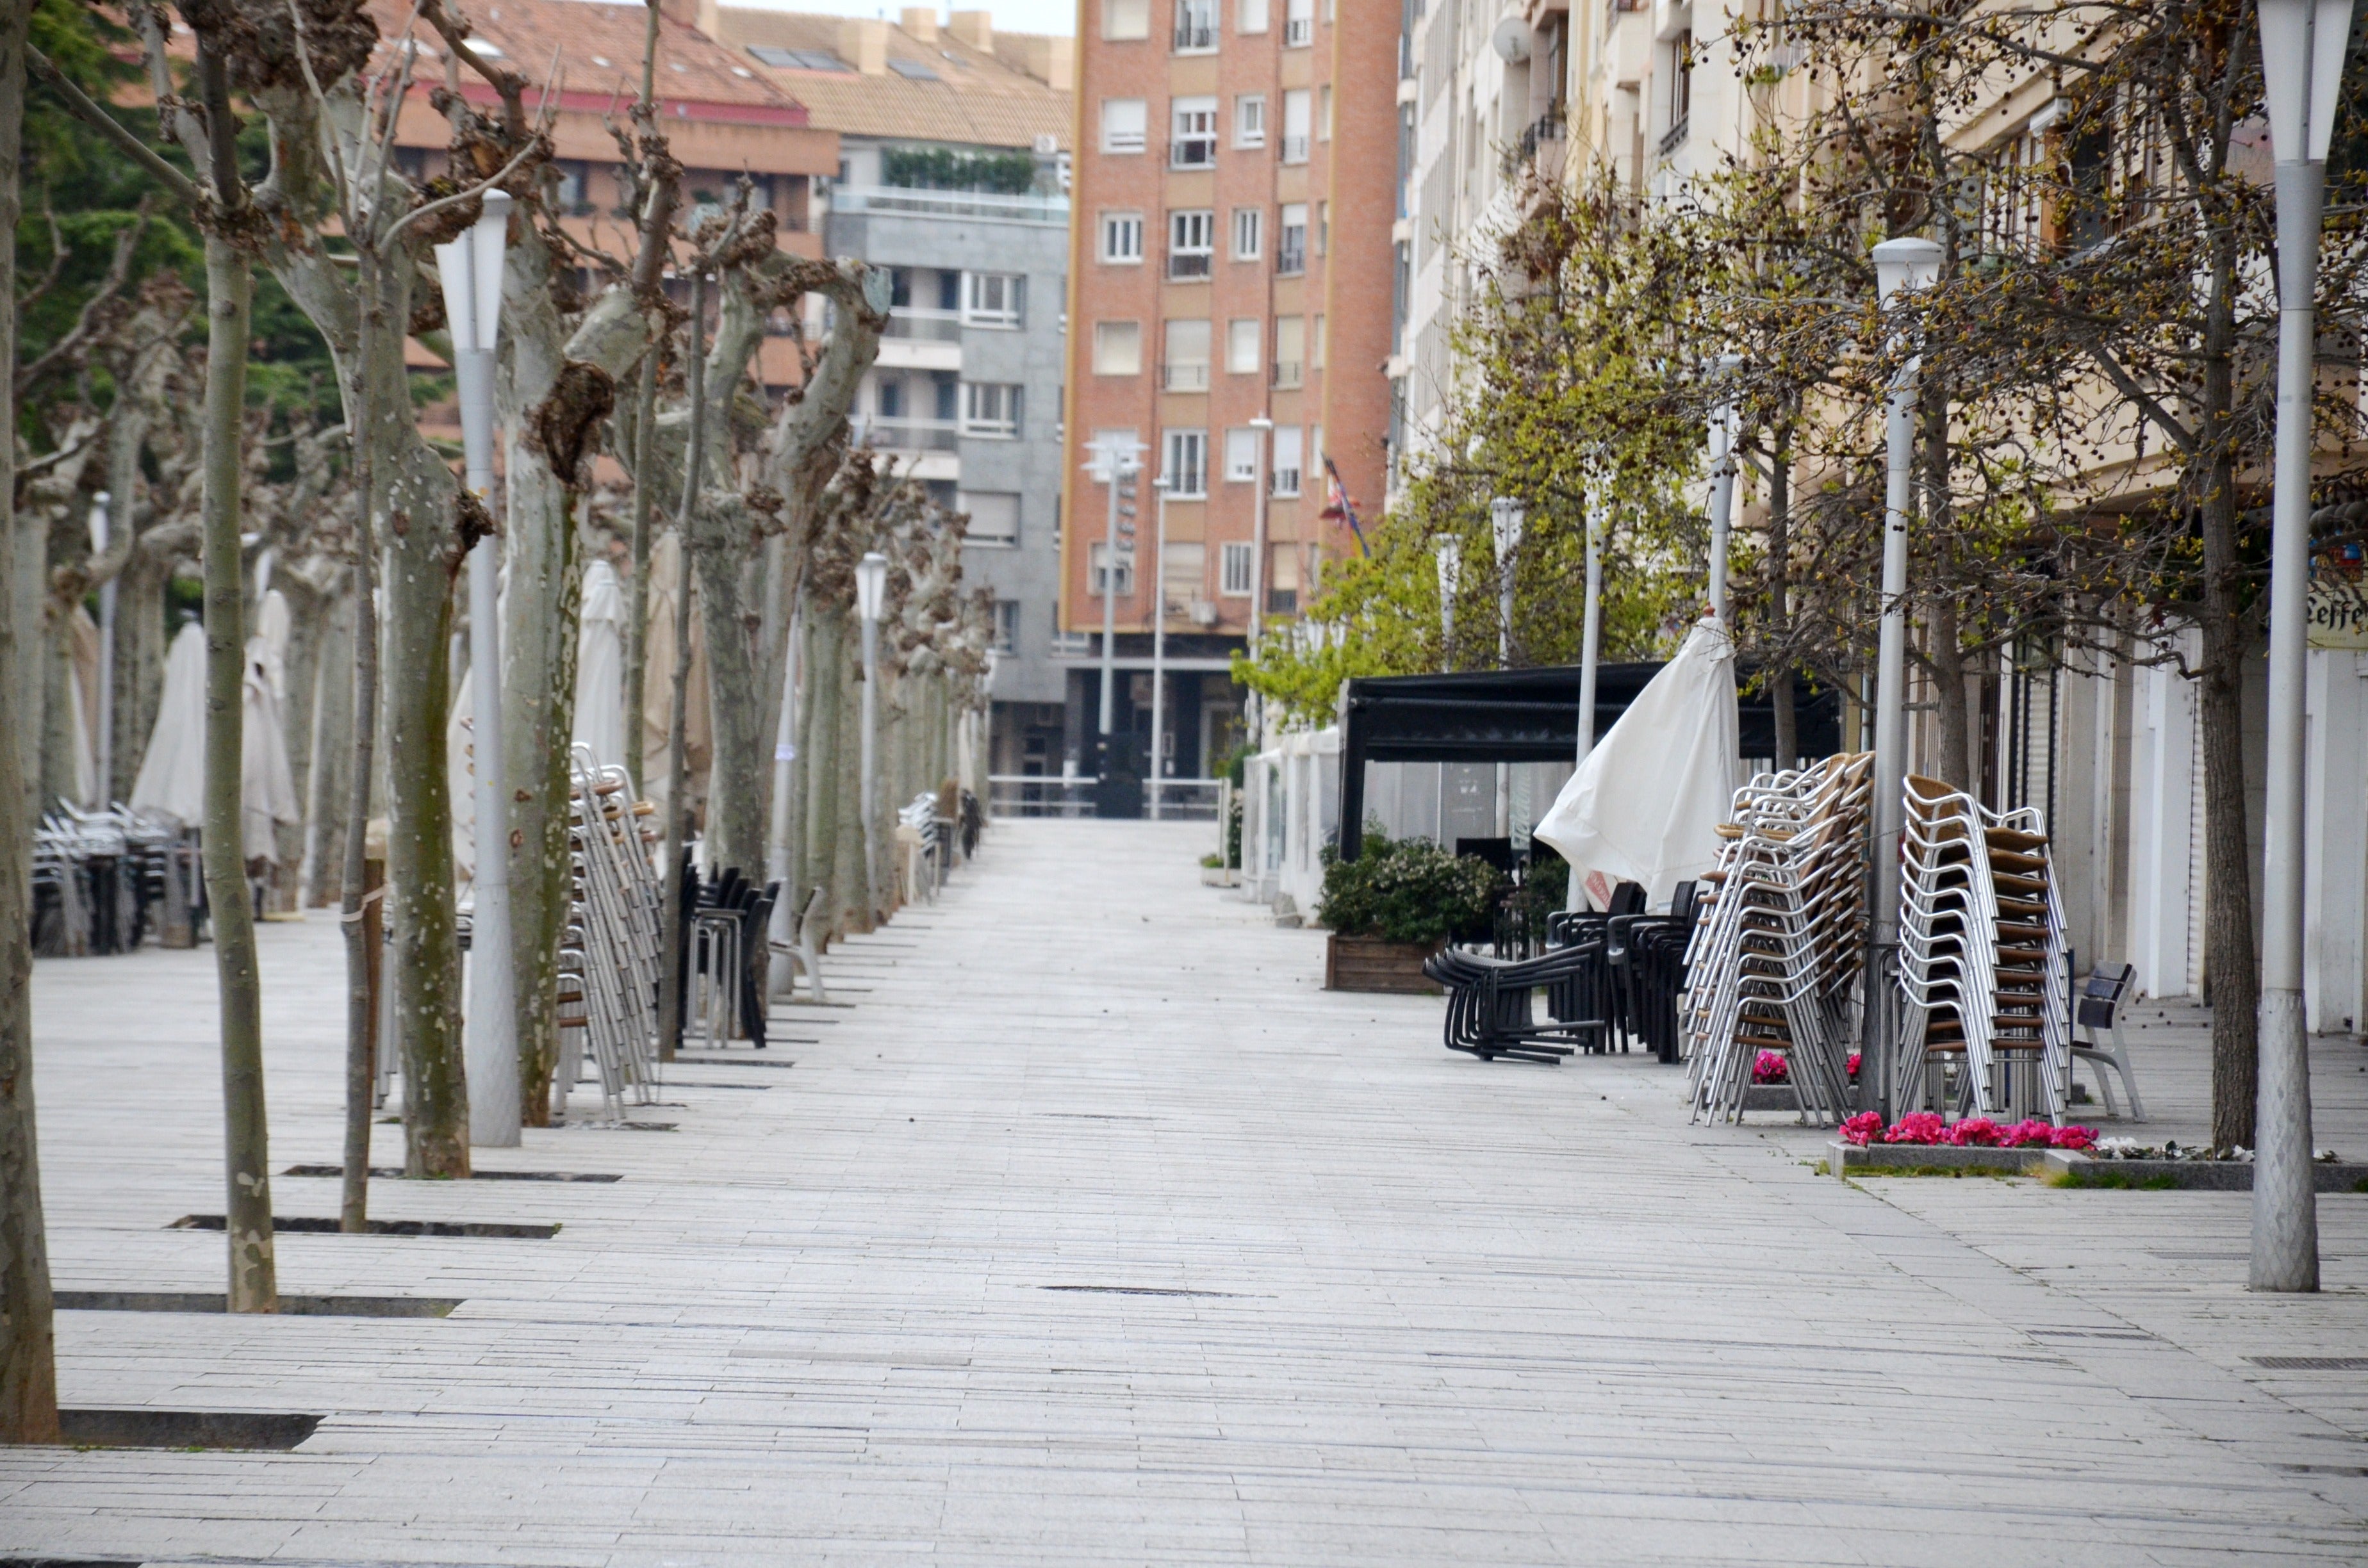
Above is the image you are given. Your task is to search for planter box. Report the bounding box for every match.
[2057,1159,2368,1192]
[1828,1141,2073,1177]
[1199,865,1239,886]
[1324,935,1442,994]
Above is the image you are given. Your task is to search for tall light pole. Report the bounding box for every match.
[1865,235,1942,1123]
[2254,0,2351,1294]
[1434,534,1459,669]
[1706,354,1743,626]
[1570,485,1606,913]
[1490,496,1524,836]
[855,551,887,901]
[90,493,116,804]
[436,191,518,1148]
[1246,416,1274,746]
[1148,472,1171,820]
[1093,436,1140,745]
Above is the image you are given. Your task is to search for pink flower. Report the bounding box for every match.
[1998,1119,2056,1148]
[1841,1111,1885,1147]
[2050,1124,2098,1151]
[1752,1050,1789,1084]
[1946,1118,2002,1147]
[1846,1051,1862,1081]
[1886,1112,1948,1146]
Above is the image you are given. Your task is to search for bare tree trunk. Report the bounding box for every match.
[339,250,386,1230]
[1766,438,1797,767]
[625,349,659,790]
[689,527,764,874]
[301,590,351,908]
[197,234,277,1312]
[800,603,843,933]
[0,0,60,1443]
[2198,456,2258,1150]
[655,270,708,1063]
[1927,595,1971,790]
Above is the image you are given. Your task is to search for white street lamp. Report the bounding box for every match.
[1245,416,1275,750]
[1148,473,1172,821]
[1866,234,1943,1123]
[855,550,887,893]
[436,190,518,1148]
[89,492,116,806]
[1490,496,1524,837]
[1706,354,1743,626]
[1434,534,1459,669]
[1567,484,1608,915]
[2253,0,2353,1294]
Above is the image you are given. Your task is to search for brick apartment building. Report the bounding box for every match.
[1062,0,1398,787]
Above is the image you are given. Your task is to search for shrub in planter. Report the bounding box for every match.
[1317,830,1505,945]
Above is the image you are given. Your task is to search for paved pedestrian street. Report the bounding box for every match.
[3,819,2365,1565]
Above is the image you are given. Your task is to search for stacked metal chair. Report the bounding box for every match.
[32,804,176,955]
[1681,753,1873,1124]
[555,747,664,1122]
[1895,775,2071,1121]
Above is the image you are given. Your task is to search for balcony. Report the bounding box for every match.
[1171,136,1217,169]
[1270,359,1303,390]
[884,308,963,342]
[1275,240,1306,276]
[1284,16,1310,45]
[1279,135,1309,165]
[828,184,1070,227]
[1271,466,1301,497]
[1174,18,1215,49]
[1167,252,1213,281]
[1162,361,1211,392]
[1657,115,1690,159]
[1266,587,1298,614]
[857,416,960,453]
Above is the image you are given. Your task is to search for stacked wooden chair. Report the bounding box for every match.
[1681,754,1873,1124]
[1895,776,2071,1121]
[554,747,664,1122]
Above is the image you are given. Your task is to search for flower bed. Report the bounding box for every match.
[1840,1111,2096,1150]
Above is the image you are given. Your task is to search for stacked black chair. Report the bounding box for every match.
[1424,938,1611,1064]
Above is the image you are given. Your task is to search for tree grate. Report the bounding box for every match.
[170,1215,557,1239]
[282,1164,621,1182]
[2248,1356,2368,1371]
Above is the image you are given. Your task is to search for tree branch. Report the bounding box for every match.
[26,48,204,209]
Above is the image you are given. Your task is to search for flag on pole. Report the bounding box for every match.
[1320,456,1370,557]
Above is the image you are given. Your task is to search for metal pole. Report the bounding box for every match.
[1435,534,1458,670]
[2257,147,2330,1294]
[1866,237,1941,1125]
[1150,476,1169,820]
[1707,428,1736,628]
[1491,498,1522,838]
[764,594,801,995]
[456,336,518,1147]
[91,493,116,804]
[1098,440,1121,739]
[1569,490,1604,913]
[860,612,879,871]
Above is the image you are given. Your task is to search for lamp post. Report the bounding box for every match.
[1490,496,1524,836]
[1149,473,1171,821]
[1865,234,1943,1124]
[1246,416,1274,746]
[90,492,116,804]
[2254,0,2351,1294]
[1706,354,1743,626]
[1568,486,1606,913]
[855,550,887,904]
[1434,534,1459,669]
[436,190,518,1148]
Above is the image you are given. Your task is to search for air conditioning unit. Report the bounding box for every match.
[1034,133,1059,154]
[1189,599,1220,627]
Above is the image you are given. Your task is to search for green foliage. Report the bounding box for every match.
[1315,830,1504,944]
[880,146,1039,195]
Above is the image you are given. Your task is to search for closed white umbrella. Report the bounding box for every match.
[573,557,628,775]
[129,621,208,825]
[1533,614,1739,913]
[241,605,302,863]
[639,529,709,817]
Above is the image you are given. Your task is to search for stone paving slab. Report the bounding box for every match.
[1,819,2364,1565]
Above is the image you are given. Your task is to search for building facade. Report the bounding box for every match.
[1062,0,1399,795]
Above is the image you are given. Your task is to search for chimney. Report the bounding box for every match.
[657,0,700,27]
[947,10,991,49]
[995,32,1074,88]
[900,6,939,42]
[837,17,889,72]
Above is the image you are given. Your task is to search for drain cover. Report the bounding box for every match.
[2248,1356,2368,1370]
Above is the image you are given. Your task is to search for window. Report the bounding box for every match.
[749,45,853,71]
[1667,30,1692,136]
[1319,84,1331,141]
[1101,211,1144,262]
[1270,426,1303,496]
[1174,0,1217,51]
[1231,206,1263,260]
[1281,89,1311,163]
[1167,209,1215,278]
[1317,200,1329,256]
[1160,541,1205,616]
[961,491,1021,546]
[1163,429,1208,497]
[1277,203,1308,274]
[1101,98,1147,153]
[1235,93,1267,147]
[1312,313,1326,369]
[1089,543,1135,596]
[1171,97,1218,167]
[992,598,1020,653]
[936,270,962,312]
[1162,318,1210,391]
[1285,0,1312,44]
[1092,320,1143,375]
[1104,0,1149,39]
[1239,0,1268,31]
[961,382,1023,437]
[1221,541,1254,596]
[963,272,1024,328]
[1224,427,1259,482]
[1272,314,1304,388]
[1226,318,1262,375]
[933,373,958,422]
[876,377,905,418]
[555,159,593,214]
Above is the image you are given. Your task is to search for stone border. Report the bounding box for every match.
[1827,1141,2368,1190]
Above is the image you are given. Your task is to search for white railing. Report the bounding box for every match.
[858,416,960,452]
[989,775,1099,818]
[831,186,1070,225]
[1147,778,1224,819]
[885,308,963,341]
